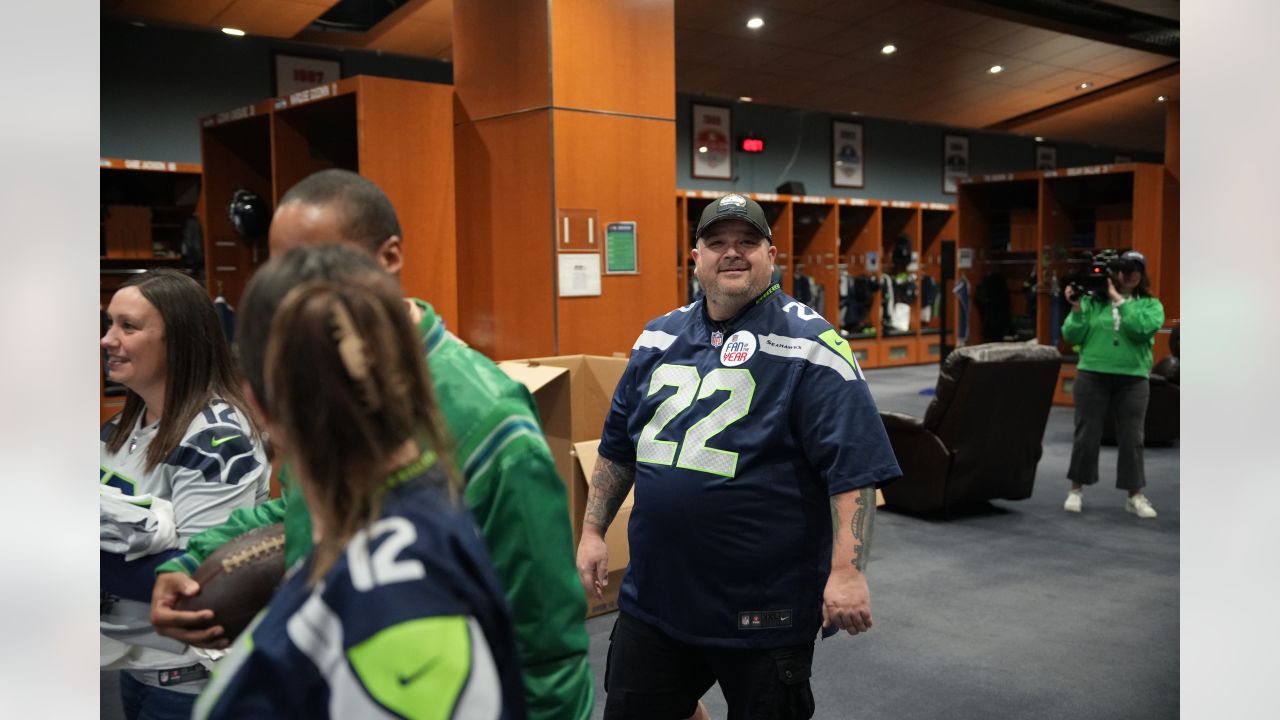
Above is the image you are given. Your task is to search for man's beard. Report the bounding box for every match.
[704,267,770,306]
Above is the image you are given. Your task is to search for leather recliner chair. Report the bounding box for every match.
[1101,355,1179,447]
[880,342,1063,513]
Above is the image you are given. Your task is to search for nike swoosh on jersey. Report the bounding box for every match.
[397,657,439,686]
[210,434,242,448]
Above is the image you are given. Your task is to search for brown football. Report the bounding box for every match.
[174,523,286,641]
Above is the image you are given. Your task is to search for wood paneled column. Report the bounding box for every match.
[453,0,676,359]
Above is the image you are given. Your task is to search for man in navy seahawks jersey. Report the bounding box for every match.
[577,193,901,720]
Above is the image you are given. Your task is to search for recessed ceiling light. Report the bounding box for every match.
[746,17,764,30]
[221,27,246,36]
[1155,95,1169,102]
[1035,136,1045,142]
[989,65,1003,74]
[881,44,897,55]
[1077,81,1093,90]
[739,96,753,102]
[698,146,709,154]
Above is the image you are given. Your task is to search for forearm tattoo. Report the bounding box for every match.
[851,486,874,571]
[830,487,875,571]
[584,455,636,532]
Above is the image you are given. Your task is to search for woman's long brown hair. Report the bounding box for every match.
[104,269,256,471]
[262,277,458,583]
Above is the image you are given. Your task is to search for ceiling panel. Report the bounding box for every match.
[104,0,1179,155]
[810,0,900,24]
[986,26,1065,58]
[211,0,334,38]
[402,0,451,25]
[365,18,451,58]
[990,61,1072,87]
[111,0,236,25]
[894,7,987,42]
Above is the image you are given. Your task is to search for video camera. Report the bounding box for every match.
[1067,248,1145,301]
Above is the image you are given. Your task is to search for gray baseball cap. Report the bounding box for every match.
[696,193,773,241]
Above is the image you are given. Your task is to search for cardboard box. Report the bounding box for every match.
[498,354,629,542]
[573,440,633,618]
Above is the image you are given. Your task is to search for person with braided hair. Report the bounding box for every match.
[150,171,591,720]
[194,257,525,718]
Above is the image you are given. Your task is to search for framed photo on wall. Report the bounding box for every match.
[273,52,342,97]
[832,120,865,188]
[691,103,733,180]
[1035,145,1057,170]
[942,134,969,194]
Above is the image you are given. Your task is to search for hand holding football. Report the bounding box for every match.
[174,523,286,641]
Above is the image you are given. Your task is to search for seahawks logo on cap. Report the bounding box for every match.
[720,194,747,208]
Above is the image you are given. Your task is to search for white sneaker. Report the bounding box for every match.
[1126,493,1157,518]
[1064,490,1083,513]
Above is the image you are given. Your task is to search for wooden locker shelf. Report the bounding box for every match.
[676,191,959,369]
[848,338,879,370]
[200,103,272,309]
[959,163,1179,406]
[198,76,457,328]
[878,335,920,366]
[100,158,203,425]
[791,197,838,326]
[838,199,882,353]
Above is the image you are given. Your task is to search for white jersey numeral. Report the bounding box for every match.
[636,364,700,466]
[347,516,425,592]
[637,365,756,478]
[782,301,823,322]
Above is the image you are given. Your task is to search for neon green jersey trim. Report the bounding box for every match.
[100,468,138,491]
[347,615,471,720]
[819,329,857,368]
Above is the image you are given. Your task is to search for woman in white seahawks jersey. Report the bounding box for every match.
[194,270,525,719]
[100,269,270,720]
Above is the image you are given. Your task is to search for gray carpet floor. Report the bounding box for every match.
[103,363,1179,720]
[584,363,1180,719]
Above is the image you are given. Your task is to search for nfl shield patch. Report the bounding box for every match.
[711,330,724,347]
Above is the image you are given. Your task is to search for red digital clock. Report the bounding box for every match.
[739,137,765,153]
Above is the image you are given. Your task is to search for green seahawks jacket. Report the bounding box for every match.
[158,300,593,720]
[1061,293,1165,378]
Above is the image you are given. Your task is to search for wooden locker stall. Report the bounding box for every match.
[790,197,838,327]
[675,192,688,305]
[956,174,1041,346]
[199,100,275,309]
[918,203,957,363]
[960,163,1179,406]
[878,202,921,366]
[199,77,457,328]
[99,158,204,424]
[757,194,795,296]
[837,199,882,369]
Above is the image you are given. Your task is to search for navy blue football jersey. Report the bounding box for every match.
[598,284,901,648]
[194,456,527,719]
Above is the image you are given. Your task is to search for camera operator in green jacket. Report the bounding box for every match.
[1061,249,1165,519]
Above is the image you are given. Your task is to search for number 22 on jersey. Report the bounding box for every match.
[636,364,756,478]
